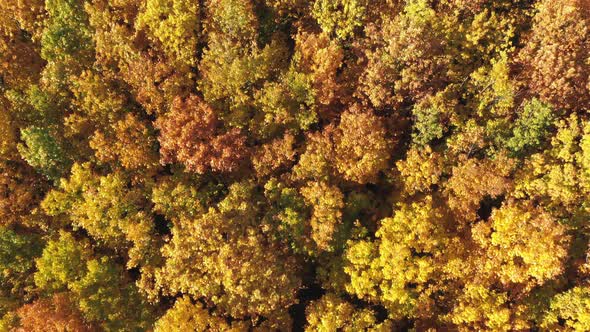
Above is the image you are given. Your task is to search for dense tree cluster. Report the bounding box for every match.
[1,0,589,330]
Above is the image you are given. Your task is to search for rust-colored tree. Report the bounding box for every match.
[156,95,249,174]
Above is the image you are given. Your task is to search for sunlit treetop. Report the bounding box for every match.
[1,0,590,329]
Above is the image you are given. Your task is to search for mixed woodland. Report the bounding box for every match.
[1,0,590,330]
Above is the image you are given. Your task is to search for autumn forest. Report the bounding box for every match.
[1,0,590,330]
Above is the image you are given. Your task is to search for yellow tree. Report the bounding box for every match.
[514,114,590,217]
[300,181,344,253]
[344,196,451,320]
[471,201,570,292]
[154,296,249,332]
[334,107,391,184]
[396,145,443,196]
[312,0,367,40]
[305,293,392,331]
[444,284,526,331]
[155,181,302,329]
[41,163,158,269]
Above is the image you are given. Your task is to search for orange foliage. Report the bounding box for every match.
[156,95,249,174]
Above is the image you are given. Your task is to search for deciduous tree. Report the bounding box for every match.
[518,0,590,111]
[334,107,391,184]
[155,94,249,174]
[156,181,302,328]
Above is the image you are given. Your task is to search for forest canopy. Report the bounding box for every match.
[1,0,590,330]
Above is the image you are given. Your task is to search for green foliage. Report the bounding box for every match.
[514,114,590,216]
[18,126,71,181]
[136,0,200,67]
[253,73,317,138]
[199,35,288,128]
[0,228,43,314]
[42,163,157,268]
[263,178,311,254]
[4,85,63,127]
[507,98,554,156]
[152,172,225,221]
[543,286,590,331]
[34,232,155,330]
[411,97,446,146]
[208,0,258,42]
[42,0,93,62]
[0,311,19,331]
[34,231,90,293]
[467,54,515,118]
[72,257,155,331]
[41,0,94,91]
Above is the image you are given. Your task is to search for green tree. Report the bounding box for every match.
[507,98,554,156]
[0,227,44,315]
[34,231,156,331]
[543,286,590,331]
[41,0,94,91]
[136,0,201,68]
[41,163,158,268]
[514,114,590,216]
[18,126,71,181]
[263,178,312,255]
[151,170,224,221]
[34,231,90,293]
[72,257,156,331]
